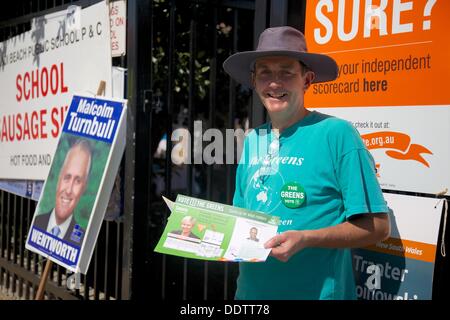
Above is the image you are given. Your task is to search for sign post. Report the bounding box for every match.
[35,259,53,300]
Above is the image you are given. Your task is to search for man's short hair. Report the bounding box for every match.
[62,139,93,180]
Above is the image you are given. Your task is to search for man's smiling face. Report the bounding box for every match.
[54,145,90,225]
[253,56,313,119]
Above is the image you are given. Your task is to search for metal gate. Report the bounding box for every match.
[0,0,299,300]
[128,0,257,301]
[123,0,309,301]
[127,0,306,300]
[0,0,316,300]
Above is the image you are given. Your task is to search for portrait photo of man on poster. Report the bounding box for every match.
[32,134,110,247]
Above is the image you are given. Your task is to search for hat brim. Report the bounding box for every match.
[223,50,338,88]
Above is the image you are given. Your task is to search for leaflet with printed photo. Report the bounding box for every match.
[155,195,280,262]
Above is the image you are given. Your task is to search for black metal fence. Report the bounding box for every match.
[0,189,125,300]
[123,0,276,301]
[0,0,281,300]
[0,0,126,300]
[145,0,255,300]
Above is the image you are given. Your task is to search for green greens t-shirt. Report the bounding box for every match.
[233,111,388,300]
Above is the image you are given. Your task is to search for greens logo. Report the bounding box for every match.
[280,182,306,209]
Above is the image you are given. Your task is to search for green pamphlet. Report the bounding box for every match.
[154,195,280,262]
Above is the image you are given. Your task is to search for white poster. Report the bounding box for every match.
[0,1,112,180]
[311,106,450,195]
[110,0,127,57]
[353,193,444,300]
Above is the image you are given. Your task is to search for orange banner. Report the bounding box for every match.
[361,131,432,167]
[365,237,437,263]
[305,0,450,107]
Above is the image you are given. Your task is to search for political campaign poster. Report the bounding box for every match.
[305,0,450,195]
[25,94,126,274]
[352,193,444,300]
[0,1,112,180]
[155,195,280,262]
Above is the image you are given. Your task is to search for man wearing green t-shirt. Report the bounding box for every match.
[223,26,390,300]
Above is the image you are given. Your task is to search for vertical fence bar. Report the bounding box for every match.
[56,265,62,287]
[270,0,288,26]
[162,0,177,300]
[126,0,153,301]
[12,195,18,294]
[251,0,268,129]
[187,8,196,199]
[122,0,138,300]
[224,7,238,300]
[103,221,110,299]
[32,195,39,295]
[124,0,153,300]
[93,242,99,300]
[32,254,38,294]
[0,191,4,287]
[203,4,218,301]
[5,193,11,290]
[83,273,89,300]
[144,0,155,301]
[184,5,198,300]
[25,197,32,299]
[115,221,121,299]
[18,196,24,297]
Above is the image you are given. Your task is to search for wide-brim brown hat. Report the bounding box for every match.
[223,26,338,87]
